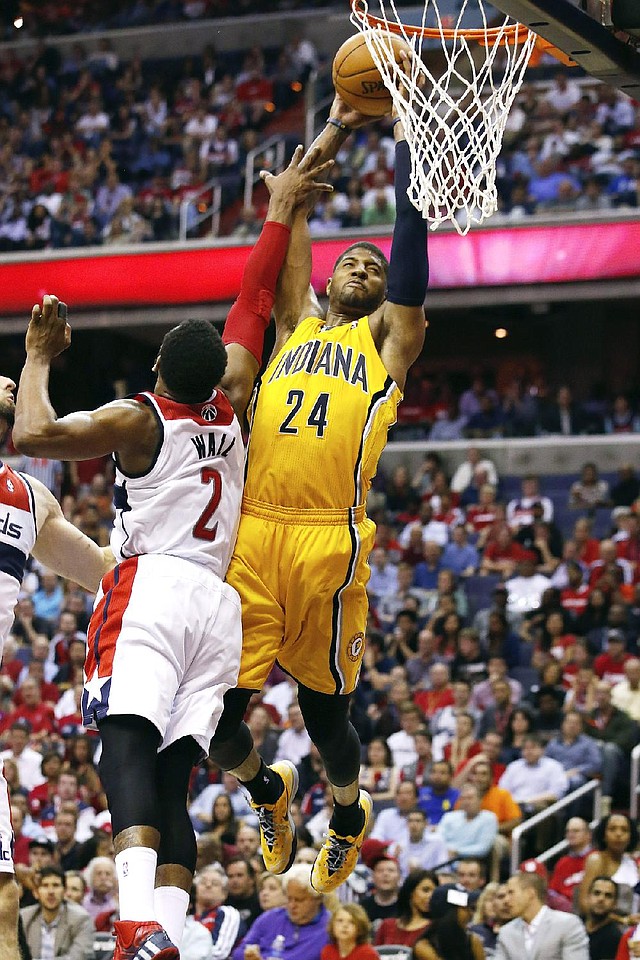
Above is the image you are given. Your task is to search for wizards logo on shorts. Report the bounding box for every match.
[0,832,13,862]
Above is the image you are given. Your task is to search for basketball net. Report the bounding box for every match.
[350,0,537,234]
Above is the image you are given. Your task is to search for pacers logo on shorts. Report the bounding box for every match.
[347,632,364,662]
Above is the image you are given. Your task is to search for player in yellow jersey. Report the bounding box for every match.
[211,62,427,892]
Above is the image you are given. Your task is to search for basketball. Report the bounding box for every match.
[332,32,406,117]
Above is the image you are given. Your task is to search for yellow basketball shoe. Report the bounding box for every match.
[251,760,299,875]
[311,790,373,893]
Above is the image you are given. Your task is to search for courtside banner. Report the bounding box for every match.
[1,219,640,314]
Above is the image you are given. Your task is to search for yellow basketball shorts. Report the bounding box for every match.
[226,498,375,696]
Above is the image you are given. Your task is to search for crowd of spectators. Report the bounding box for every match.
[1,0,337,40]
[391,368,640,440]
[1,24,639,254]
[2,432,640,959]
[305,71,640,233]
[0,35,319,250]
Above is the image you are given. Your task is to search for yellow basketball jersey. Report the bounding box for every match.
[243,314,401,511]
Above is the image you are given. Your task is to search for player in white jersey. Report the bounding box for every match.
[13,305,244,960]
[0,375,114,960]
[10,141,332,960]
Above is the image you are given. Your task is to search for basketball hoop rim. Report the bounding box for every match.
[350,0,531,46]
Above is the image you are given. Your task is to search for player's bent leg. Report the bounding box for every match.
[209,687,298,875]
[155,736,203,949]
[0,874,20,960]
[297,684,372,894]
[98,715,179,960]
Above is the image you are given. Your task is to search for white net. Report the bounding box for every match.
[350,0,537,235]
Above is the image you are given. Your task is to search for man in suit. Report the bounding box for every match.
[496,871,589,960]
[20,865,93,960]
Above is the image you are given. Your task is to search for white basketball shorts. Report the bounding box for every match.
[0,760,14,873]
[82,553,242,753]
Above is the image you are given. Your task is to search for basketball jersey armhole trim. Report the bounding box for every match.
[17,472,38,538]
[113,395,164,480]
[363,315,402,399]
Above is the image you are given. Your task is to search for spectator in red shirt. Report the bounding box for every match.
[50,610,86,667]
[561,561,591,619]
[28,751,63,820]
[573,517,602,565]
[14,659,60,708]
[594,632,632,685]
[53,639,86,691]
[414,663,455,718]
[589,540,633,588]
[548,816,593,910]
[481,526,532,578]
[1,676,56,739]
[466,483,500,534]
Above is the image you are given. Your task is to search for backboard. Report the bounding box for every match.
[491,0,640,93]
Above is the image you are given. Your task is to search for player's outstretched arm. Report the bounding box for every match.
[373,56,427,391]
[13,295,156,467]
[271,95,373,342]
[29,476,115,591]
[221,145,333,421]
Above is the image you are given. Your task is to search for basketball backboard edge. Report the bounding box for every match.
[491,0,640,94]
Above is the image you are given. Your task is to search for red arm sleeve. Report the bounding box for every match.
[222,220,291,365]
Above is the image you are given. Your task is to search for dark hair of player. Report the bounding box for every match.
[158,319,228,404]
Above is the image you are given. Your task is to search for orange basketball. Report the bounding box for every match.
[332,32,406,117]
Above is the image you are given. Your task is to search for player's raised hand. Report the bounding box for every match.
[329,92,374,130]
[26,294,71,360]
[260,144,334,206]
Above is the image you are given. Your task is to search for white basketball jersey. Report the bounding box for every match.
[110,390,244,579]
[0,462,36,651]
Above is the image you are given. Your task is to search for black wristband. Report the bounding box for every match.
[327,117,351,133]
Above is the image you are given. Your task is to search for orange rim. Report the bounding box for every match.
[350,0,531,46]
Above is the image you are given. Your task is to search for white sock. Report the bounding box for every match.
[154,886,189,947]
[115,847,158,922]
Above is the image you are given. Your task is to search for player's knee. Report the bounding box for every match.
[297,684,350,746]
[0,873,19,922]
[209,688,254,745]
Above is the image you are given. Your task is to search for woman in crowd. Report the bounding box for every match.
[433,611,463,662]
[257,872,287,912]
[579,815,640,924]
[575,587,610,640]
[414,883,485,960]
[468,882,501,953]
[500,706,536,764]
[210,793,239,847]
[322,904,379,960]
[66,733,103,808]
[359,737,398,802]
[375,869,436,948]
[444,711,481,774]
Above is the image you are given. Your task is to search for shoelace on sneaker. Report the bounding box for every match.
[256,806,279,850]
[325,835,353,875]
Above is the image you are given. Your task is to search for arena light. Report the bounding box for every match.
[14,16,23,28]
[495,327,508,339]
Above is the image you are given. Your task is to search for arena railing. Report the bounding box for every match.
[243,136,288,210]
[631,743,640,820]
[510,778,602,875]
[178,181,222,240]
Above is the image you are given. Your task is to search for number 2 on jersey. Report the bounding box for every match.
[279,390,330,438]
[193,467,222,541]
